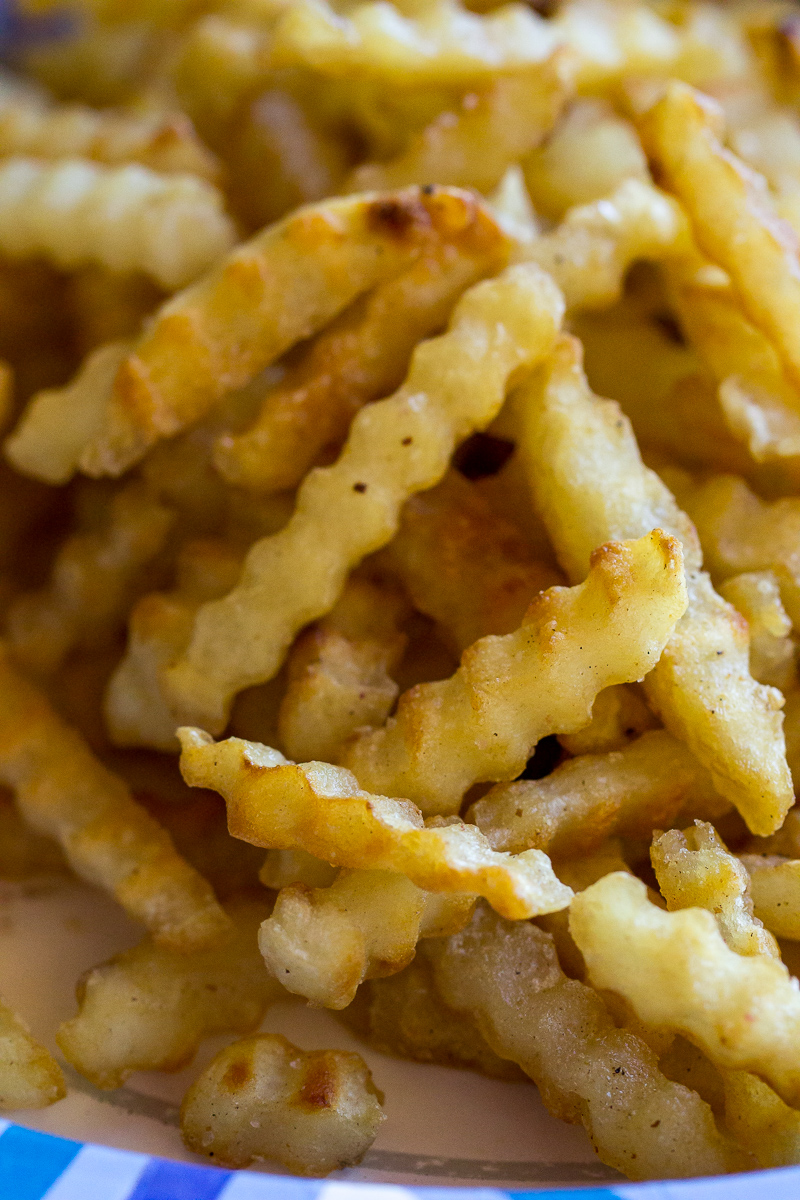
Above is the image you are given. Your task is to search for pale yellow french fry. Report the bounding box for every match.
[0,999,65,1110]
[270,0,561,86]
[570,871,800,1108]
[0,642,229,951]
[0,72,221,180]
[181,1033,385,1173]
[512,334,793,836]
[425,901,746,1180]
[346,59,573,195]
[739,855,800,942]
[519,178,690,312]
[7,480,175,676]
[651,822,779,958]
[343,530,687,815]
[0,157,236,290]
[470,729,727,857]
[58,897,280,1090]
[213,236,507,493]
[177,728,573,921]
[638,82,800,391]
[259,868,474,1008]
[719,571,796,690]
[163,261,563,733]
[42,186,503,481]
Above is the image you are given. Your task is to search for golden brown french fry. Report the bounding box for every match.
[343,531,686,815]
[0,1000,65,1110]
[512,334,793,836]
[177,728,573,920]
[0,642,229,950]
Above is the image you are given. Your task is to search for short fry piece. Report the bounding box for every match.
[570,871,800,1108]
[164,261,563,733]
[0,157,235,290]
[470,729,726,857]
[638,82,800,390]
[513,335,792,836]
[651,822,779,958]
[739,855,800,942]
[57,897,280,1090]
[178,728,573,921]
[181,1032,385,1173]
[259,868,474,1009]
[344,530,687,814]
[0,999,65,1110]
[426,901,744,1180]
[0,643,229,951]
[719,572,796,691]
[78,186,506,477]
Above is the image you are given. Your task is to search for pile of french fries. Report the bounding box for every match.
[4,0,800,1181]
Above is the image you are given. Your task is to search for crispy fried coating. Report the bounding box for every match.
[513,334,792,836]
[164,261,562,732]
[0,642,229,950]
[57,896,279,1089]
[178,728,573,920]
[181,1032,385,1172]
[344,530,687,814]
[259,868,474,1008]
[570,871,800,1108]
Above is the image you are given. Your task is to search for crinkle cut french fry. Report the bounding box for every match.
[384,469,562,655]
[518,179,690,312]
[344,952,525,1080]
[259,868,474,1008]
[0,998,65,1110]
[104,538,246,752]
[738,855,800,942]
[0,157,236,290]
[718,571,796,691]
[7,479,175,676]
[0,790,66,879]
[73,186,507,478]
[19,0,216,27]
[163,261,562,734]
[557,682,657,756]
[270,0,561,85]
[569,871,800,1109]
[181,1032,385,1173]
[213,233,508,493]
[22,21,168,109]
[278,575,410,764]
[638,82,800,391]
[425,901,745,1180]
[4,338,132,487]
[651,822,779,959]
[0,72,221,181]
[469,729,727,858]
[513,334,792,836]
[0,642,230,951]
[177,728,574,921]
[344,530,687,815]
[346,59,573,196]
[57,896,280,1090]
[667,468,800,631]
